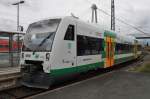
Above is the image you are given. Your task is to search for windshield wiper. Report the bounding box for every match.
[32,32,54,52]
[38,32,54,47]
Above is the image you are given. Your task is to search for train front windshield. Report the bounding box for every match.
[23,19,61,52]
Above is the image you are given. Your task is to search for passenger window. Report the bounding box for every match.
[64,25,74,41]
[77,35,103,56]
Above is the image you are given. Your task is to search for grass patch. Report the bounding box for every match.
[131,62,150,73]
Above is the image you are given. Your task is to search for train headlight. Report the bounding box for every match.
[46,53,50,61]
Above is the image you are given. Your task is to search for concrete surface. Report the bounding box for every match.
[0,66,20,75]
[0,66,21,91]
[30,71,150,99]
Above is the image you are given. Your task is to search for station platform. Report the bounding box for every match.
[0,66,21,91]
[0,66,20,75]
[29,70,150,99]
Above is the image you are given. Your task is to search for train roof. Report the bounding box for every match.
[29,16,138,45]
[31,16,105,31]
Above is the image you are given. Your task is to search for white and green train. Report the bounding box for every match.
[20,16,142,88]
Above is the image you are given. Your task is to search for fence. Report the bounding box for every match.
[0,31,24,67]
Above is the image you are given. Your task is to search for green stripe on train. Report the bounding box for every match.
[50,55,135,77]
[50,62,104,77]
[104,30,116,38]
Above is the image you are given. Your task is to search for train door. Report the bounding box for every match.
[105,36,115,68]
[63,24,76,68]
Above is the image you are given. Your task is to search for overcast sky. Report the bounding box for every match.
[0,0,150,39]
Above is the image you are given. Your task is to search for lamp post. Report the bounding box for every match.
[12,0,25,31]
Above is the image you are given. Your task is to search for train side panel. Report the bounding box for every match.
[50,17,105,78]
[76,21,105,72]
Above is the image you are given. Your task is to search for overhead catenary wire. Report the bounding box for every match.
[83,0,150,36]
[97,8,150,36]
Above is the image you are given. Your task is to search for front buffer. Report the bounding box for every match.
[21,64,54,89]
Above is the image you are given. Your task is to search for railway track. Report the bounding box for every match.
[0,56,144,99]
